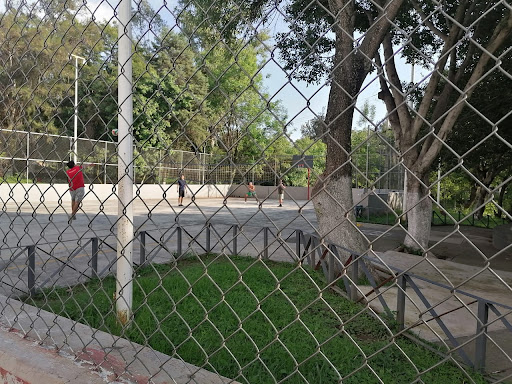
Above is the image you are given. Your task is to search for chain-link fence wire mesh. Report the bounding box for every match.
[0,128,405,188]
[1,0,512,382]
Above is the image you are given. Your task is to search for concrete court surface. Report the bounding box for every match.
[1,196,512,381]
[2,195,509,266]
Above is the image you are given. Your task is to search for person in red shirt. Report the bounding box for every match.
[66,160,85,223]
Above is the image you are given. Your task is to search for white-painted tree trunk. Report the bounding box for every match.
[313,175,367,270]
[403,179,432,253]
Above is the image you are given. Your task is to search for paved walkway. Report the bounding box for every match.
[0,197,511,381]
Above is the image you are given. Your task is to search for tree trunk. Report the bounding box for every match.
[311,0,367,268]
[472,185,488,220]
[403,173,432,253]
[313,175,368,261]
[465,183,478,209]
[496,182,509,218]
[310,0,404,282]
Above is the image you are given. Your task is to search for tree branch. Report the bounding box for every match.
[411,0,448,42]
[359,0,406,72]
[410,0,469,142]
[418,9,512,174]
[375,52,401,145]
[382,34,412,142]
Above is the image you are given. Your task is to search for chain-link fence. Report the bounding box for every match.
[0,128,213,184]
[1,0,512,383]
[0,127,403,188]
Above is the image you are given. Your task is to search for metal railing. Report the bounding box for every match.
[4,222,510,375]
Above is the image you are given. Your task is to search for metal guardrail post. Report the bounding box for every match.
[396,274,407,331]
[263,227,269,259]
[91,237,99,278]
[328,246,335,284]
[139,231,146,266]
[206,223,211,253]
[350,255,359,301]
[177,226,182,257]
[27,245,36,296]
[232,225,238,255]
[475,300,489,371]
[296,230,301,260]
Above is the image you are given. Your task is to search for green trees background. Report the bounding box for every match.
[0,0,510,219]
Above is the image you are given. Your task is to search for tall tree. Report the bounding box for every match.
[178,0,404,263]
[376,2,512,252]
[175,7,288,168]
[132,29,211,150]
[277,0,512,254]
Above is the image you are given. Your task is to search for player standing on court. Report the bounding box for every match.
[65,160,85,223]
[177,174,187,206]
[244,181,257,203]
[277,179,286,207]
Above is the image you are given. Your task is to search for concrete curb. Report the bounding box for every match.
[0,325,107,384]
[0,294,235,384]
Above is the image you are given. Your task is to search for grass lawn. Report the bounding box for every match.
[27,255,486,384]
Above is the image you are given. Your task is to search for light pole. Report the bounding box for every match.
[70,54,86,163]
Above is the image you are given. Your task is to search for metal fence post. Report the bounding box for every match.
[116,0,134,325]
[296,229,302,260]
[206,223,211,253]
[177,226,182,258]
[475,300,489,371]
[27,245,35,296]
[263,227,269,259]
[328,246,335,284]
[91,237,98,278]
[396,274,407,331]
[350,255,359,301]
[26,131,30,183]
[104,141,108,185]
[139,231,146,266]
[232,225,238,255]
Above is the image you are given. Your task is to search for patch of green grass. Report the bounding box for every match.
[27,255,487,384]
[0,174,33,183]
